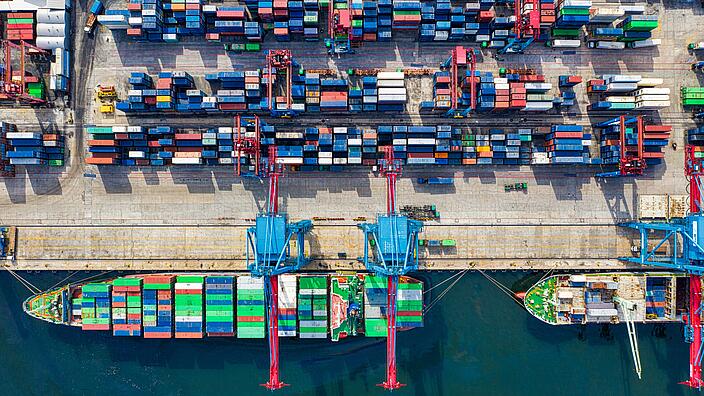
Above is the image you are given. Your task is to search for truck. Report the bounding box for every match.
[417,177,454,185]
[0,226,17,260]
[689,41,704,51]
[84,0,104,33]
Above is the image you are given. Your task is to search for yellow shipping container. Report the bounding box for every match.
[157,95,172,102]
[476,146,490,152]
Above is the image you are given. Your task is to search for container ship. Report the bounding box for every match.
[23,273,423,340]
[523,272,689,325]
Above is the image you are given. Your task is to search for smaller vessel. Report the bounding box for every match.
[523,272,689,325]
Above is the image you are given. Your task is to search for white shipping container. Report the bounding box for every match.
[292,103,305,111]
[127,126,143,133]
[112,126,127,133]
[318,158,333,165]
[524,82,552,91]
[348,138,362,146]
[587,308,618,317]
[605,74,641,83]
[218,127,233,133]
[37,23,66,37]
[203,5,217,12]
[475,34,490,42]
[521,101,553,111]
[550,39,581,48]
[495,83,510,90]
[175,283,203,289]
[36,9,66,23]
[606,82,638,93]
[604,96,636,103]
[333,158,347,164]
[171,157,202,165]
[363,96,377,104]
[636,95,670,102]
[630,39,661,49]
[237,276,263,289]
[595,41,626,50]
[318,151,333,158]
[407,138,436,145]
[129,17,143,25]
[634,101,670,109]
[278,275,297,309]
[376,79,405,88]
[377,94,407,102]
[276,132,304,139]
[333,127,347,134]
[378,88,407,96]
[175,316,202,322]
[278,157,303,165]
[218,158,234,165]
[128,151,145,158]
[393,139,407,145]
[245,70,260,77]
[636,78,663,87]
[6,132,42,139]
[36,36,68,49]
[634,88,670,96]
[203,96,217,103]
[562,0,592,7]
[494,78,508,84]
[348,157,362,164]
[376,71,405,80]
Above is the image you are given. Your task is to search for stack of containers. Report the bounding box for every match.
[0,123,15,177]
[305,74,321,112]
[554,0,591,31]
[682,87,704,107]
[476,72,495,112]
[377,71,406,112]
[689,126,704,158]
[544,124,590,164]
[111,277,142,336]
[392,125,407,163]
[81,283,111,331]
[392,0,421,31]
[540,0,556,26]
[433,71,451,110]
[320,79,348,111]
[278,274,298,337]
[362,1,378,42]
[363,275,387,337]
[332,127,348,165]
[419,3,435,42]
[519,128,533,165]
[50,48,71,93]
[174,275,204,338]
[5,12,35,42]
[298,276,328,339]
[143,275,173,338]
[205,276,234,337]
[588,75,670,111]
[237,276,265,339]
[362,127,378,165]
[213,7,246,39]
[98,10,131,30]
[461,129,476,165]
[71,296,82,321]
[494,77,509,110]
[318,127,333,166]
[362,76,377,112]
[36,9,69,51]
[5,130,46,166]
[588,6,623,25]
[618,15,658,41]
[596,118,670,167]
[303,0,319,40]
[377,0,393,40]
[406,126,435,165]
[523,76,553,111]
[396,279,422,329]
[634,87,670,110]
[645,279,667,318]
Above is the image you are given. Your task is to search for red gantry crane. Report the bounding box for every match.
[499,0,541,54]
[595,115,647,178]
[326,0,353,55]
[358,146,423,390]
[441,46,477,118]
[266,49,300,118]
[234,114,262,177]
[1,40,49,104]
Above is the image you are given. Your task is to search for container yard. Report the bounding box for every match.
[6,0,704,393]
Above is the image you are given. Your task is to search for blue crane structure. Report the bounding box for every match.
[498,0,541,54]
[243,144,313,390]
[358,146,423,390]
[618,145,704,389]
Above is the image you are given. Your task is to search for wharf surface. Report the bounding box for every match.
[5,223,633,271]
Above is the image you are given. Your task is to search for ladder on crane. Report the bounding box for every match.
[614,297,643,379]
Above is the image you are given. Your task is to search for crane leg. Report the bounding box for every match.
[682,275,704,389]
[379,275,404,390]
[262,275,287,390]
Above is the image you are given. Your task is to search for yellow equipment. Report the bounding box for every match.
[100,104,115,113]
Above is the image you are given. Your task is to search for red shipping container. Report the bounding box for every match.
[175,288,202,294]
[643,133,670,139]
[552,132,583,138]
[186,3,200,10]
[478,10,494,22]
[511,94,526,100]
[510,100,526,107]
[90,153,120,159]
[127,3,141,10]
[644,125,672,132]
[86,157,117,165]
[238,316,264,322]
[144,332,172,338]
[435,76,451,84]
[175,333,203,339]
[496,89,509,95]
[112,302,126,308]
[114,133,129,140]
[8,12,34,18]
[174,133,201,140]
[127,28,142,35]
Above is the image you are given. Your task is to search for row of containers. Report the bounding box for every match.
[117,70,409,114]
[96,0,659,51]
[81,120,671,169]
[0,122,65,169]
[1,6,73,98]
[74,274,423,339]
[586,75,671,111]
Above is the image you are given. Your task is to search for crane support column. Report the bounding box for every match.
[381,275,402,390]
[264,275,286,390]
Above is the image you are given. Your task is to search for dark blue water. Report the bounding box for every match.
[0,272,692,395]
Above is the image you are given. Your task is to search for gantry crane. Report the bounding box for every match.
[596,115,647,178]
[234,114,262,177]
[1,40,49,104]
[245,145,313,390]
[266,50,300,118]
[619,145,704,389]
[441,46,477,118]
[358,146,423,390]
[499,0,541,54]
[326,0,354,55]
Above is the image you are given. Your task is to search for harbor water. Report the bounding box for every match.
[0,271,689,395]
